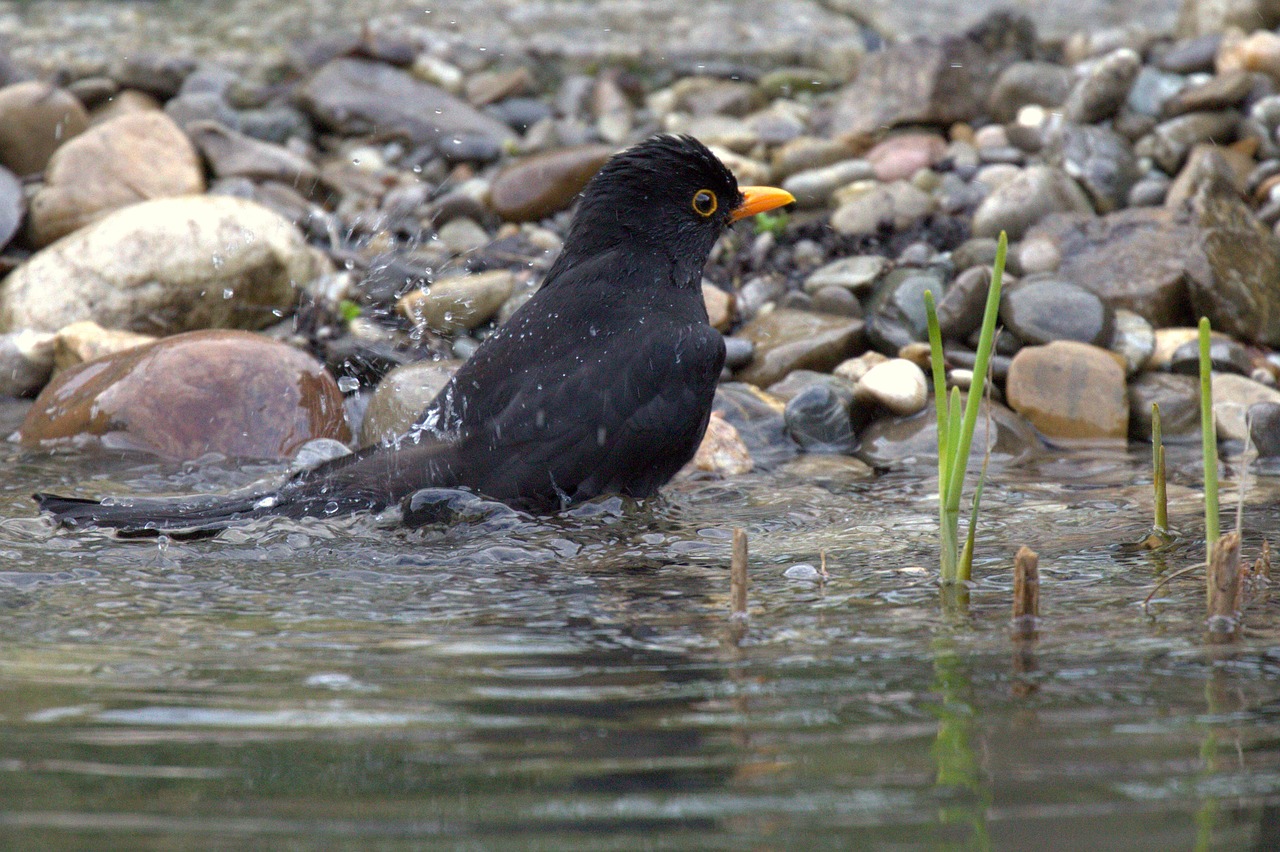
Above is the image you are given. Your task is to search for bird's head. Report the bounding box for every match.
[558,134,795,284]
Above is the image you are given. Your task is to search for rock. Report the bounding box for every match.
[465,67,534,106]
[0,329,55,397]
[767,369,856,407]
[865,132,947,182]
[781,158,874,208]
[27,111,205,247]
[20,329,350,459]
[1063,48,1142,124]
[1187,181,1280,346]
[830,180,936,236]
[784,384,856,453]
[692,410,754,474]
[830,14,1033,136]
[1,195,325,335]
[855,397,1042,468]
[854,357,928,416]
[1216,28,1280,82]
[1213,372,1280,441]
[778,454,874,487]
[1006,340,1129,441]
[435,218,490,254]
[865,269,947,354]
[1127,66,1188,117]
[397,270,515,335]
[1248,401,1280,456]
[1001,278,1115,346]
[1026,207,1204,328]
[736,308,865,387]
[0,165,21,251]
[833,350,890,384]
[1169,336,1254,376]
[1043,123,1141,213]
[936,266,991,341]
[723,337,755,370]
[802,255,888,296]
[113,54,194,99]
[971,164,1095,240]
[488,144,613,222]
[1128,372,1201,442]
[1162,69,1253,117]
[0,81,89,177]
[1138,110,1241,174]
[52,320,154,371]
[811,286,863,317]
[712,382,798,469]
[707,146,771,185]
[1149,326,1227,368]
[1164,144,1250,209]
[988,61,1074,122]
[702,282,735,332]
[298,57,515,150]
[1181,2,1280,38]
[771,136,861,178]
[186,120,318,185]
[358,358,463,446]
[673,77,765,117]
[1110,309,1156,375]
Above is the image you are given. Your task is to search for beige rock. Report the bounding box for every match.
[833,350,889,383]
[0,81,89,177]
[1,195,326,334]
[398,270,515,334]
[692,411,753,475]
[702,282,735,332]
[359,359,463,447]
[1006,340,1129,441]
[28,111,205,246]
[20,329,349,459]
[855,358,929,416]
[1149,326,1232,369]
[89,89,162,125]
[1212,372,1280,441]
[1217,28,1280,82]
[52,320,155,371]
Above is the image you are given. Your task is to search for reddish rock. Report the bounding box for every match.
[21,330,350,460]
[865,132,947,182]
[488,145,613,221]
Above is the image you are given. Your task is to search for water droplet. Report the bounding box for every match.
[222,288,234,300]
[337,376,360,392]
[324,501,340,515]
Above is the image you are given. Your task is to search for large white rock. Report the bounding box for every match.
[0,195,328,334]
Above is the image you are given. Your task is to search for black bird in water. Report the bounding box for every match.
[36,135,794,535]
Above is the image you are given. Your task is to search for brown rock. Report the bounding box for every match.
[692,410,753,475]
[489,144,614,222]
[702,282,735,332]
[1217,28,1280,82]
[736,308,865,387]
[465,67,534,106]
[0,81,90,177]
[1006,340,1129,441]
[89,89,162,125]
[397,270,515,334]
[20,330,350,459]
[28,111,205,246]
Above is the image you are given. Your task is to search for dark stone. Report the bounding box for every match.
[855,397,1041,467]
[1248,401,1280,457]
[936,265,990,341]
[1001,278,1115,346]
[0,165,21,251]
[866,270,946,354]
[297,57,515,149]
[784,384,856,454]
[1127,372,1201,442]
[712,382,798,469]
[1043,123,1141,213]
[722,336,755,370]
[1169,337,1253,376]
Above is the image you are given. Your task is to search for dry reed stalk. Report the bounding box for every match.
[1012,546,1039,639]
[731,528,748,619]
[1206,532,1241,643]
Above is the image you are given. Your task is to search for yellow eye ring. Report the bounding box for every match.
[691,189,718,217]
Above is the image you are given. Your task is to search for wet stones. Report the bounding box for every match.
[0,195,325,334]
[28,111,205,247]
[970,164,1095,240]
[0,81,89,176]
[488,145,614,221]
[735,309,865,388]
[1006,340,1129,440]
[358,358,463,446]
[298,57,516,152]
[1001,278,1115,346]
[397,270,515,335]
[19,329,350,459]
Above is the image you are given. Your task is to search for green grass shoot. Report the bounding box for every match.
[923,232,1007,584]
[1199,317,1219,566]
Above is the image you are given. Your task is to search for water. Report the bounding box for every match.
[2,394,1280,849]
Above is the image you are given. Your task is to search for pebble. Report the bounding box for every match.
[693,411,754,475]
[854,358,928,416]
[1063,48,1142,124]
[19,330,349,459]
[359,359,463,446]
[783,384,856,453]
[0,164,21,250]
[736,309,865,387]
[1006,341,1129,440]
[488,145,613,221]
[1001,278,1115,346]
[397,270,515,335]
[970,164,1095,240]
[802,255,888,296]
[781,159,875,208]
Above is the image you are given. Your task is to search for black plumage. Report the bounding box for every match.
[35,135,794,535]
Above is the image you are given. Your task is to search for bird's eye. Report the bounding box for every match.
[691,189,718,217]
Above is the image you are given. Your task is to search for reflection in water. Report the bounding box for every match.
[2,398,1280,846]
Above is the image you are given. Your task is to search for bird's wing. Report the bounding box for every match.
[456,319,725,508]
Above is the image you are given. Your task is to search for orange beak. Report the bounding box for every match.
[730,186,796,222]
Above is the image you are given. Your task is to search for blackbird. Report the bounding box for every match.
[35,134,794,535]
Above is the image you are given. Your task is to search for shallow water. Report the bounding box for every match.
[2,396,1280,849]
